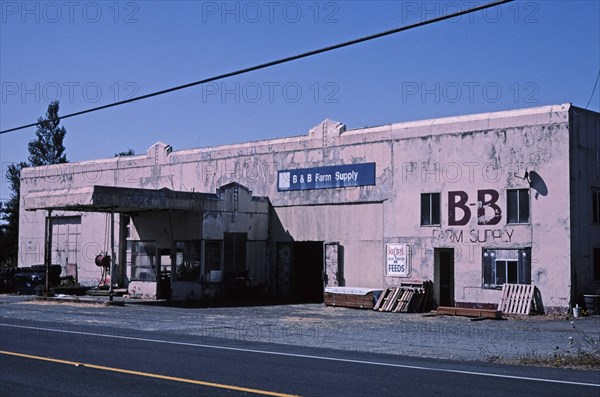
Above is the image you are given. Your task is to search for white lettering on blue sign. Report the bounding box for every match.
[316,173,331,182]
[335,170,358,182]
[277,163,376,191]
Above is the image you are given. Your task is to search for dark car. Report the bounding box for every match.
[12,265,62,295]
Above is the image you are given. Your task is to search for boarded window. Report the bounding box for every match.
[483,248,531,288]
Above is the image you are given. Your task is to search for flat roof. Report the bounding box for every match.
[20,103,596,180]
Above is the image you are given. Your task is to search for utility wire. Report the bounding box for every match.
[0,0,513,135]
[585,69,600,109]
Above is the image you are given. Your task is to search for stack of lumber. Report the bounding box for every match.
[436,306,502,319]
[324,287,382,309]
[374,281,433,313]
[497,283,537,315]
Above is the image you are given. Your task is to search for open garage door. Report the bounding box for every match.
[292,241,324,303]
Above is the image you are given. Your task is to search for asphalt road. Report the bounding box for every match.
[1,317,598,397]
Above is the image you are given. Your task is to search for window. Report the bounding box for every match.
[507,189,529,224]
[129,241,156,281]
[421,193,440,226]
[593,188,600,224]
[174,241,201,282]
[483,248,531,288]
[594,248,600,281]
[494,260,518,285]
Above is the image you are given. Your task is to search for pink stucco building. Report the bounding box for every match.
[18,103,600,313]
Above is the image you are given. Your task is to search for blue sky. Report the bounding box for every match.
[0,0,599,200]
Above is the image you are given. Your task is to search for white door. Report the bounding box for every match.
[51,216,81,281]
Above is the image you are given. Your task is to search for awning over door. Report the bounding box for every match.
[23,185,216,213]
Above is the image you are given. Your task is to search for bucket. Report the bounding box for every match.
[573,307,581,318]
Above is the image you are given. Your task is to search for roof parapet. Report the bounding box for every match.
[147,141,173,164]
[309,119,346,141]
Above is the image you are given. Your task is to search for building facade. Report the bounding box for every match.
[17,103,600,312]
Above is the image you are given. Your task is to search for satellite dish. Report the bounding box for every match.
[528,171,548,197]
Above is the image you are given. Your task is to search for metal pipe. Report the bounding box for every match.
[109,209,115,301]
[45,210,52,295]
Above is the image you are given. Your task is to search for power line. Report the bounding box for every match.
[585,69,600,109]
[0,0,513,135]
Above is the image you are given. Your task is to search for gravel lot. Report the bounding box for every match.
[1,295,599,366]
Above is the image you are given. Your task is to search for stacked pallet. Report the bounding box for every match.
[374,281,433,313]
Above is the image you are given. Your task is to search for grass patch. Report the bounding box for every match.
[511,351,600,370]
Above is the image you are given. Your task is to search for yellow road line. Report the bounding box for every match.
[0,350,300,397]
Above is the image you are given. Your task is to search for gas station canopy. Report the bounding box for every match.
[23,185,216,213]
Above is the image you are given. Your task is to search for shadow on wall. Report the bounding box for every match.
[270,206,337,303]
[533,287,545,314]
[336,245,345,287]
[270,206,294,300]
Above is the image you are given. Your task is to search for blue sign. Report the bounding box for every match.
[278,163,376,191]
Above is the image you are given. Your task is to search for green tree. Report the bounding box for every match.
[28,100,67,166]
[115,148,135,157]
[1,101,68,265]
[1,162,27,265]
[0,202,5,264]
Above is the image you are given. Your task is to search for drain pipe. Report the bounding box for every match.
[109,209,115,302]
[45,209,53,295]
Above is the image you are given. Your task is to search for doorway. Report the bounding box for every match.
[292,241,324,303]
[435,248,454,307]
[50,216,81,282]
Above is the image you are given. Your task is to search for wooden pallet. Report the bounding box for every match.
[393,289,415,312]
[375,288,401,311]
[373,281,433,313]
[498,284,536,315]
[375,288,401,312]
